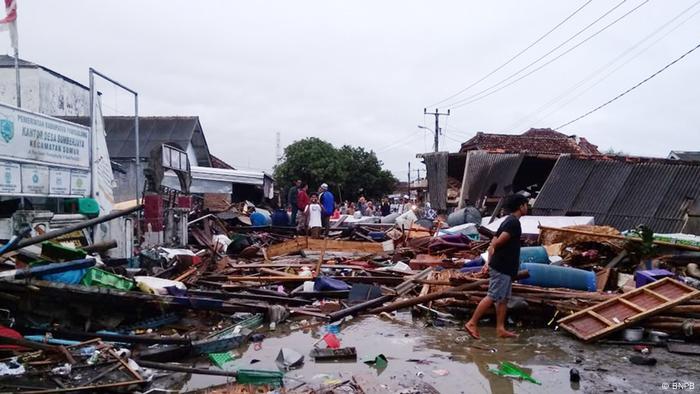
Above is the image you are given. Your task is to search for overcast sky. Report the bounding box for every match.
[11,0,700,180]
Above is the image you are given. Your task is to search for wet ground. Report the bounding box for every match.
[178,313,699,394]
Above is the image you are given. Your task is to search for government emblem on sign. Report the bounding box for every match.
[76,178,83,188]
[0,118,13,143]
[32,174,38,183]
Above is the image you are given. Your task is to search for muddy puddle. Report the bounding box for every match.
[176,314,698,393]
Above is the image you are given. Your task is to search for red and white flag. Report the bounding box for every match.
[0,0,17,49]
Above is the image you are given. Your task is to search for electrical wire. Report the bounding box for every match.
[556,40,700,129]
[375,132,424,153]
[427,0,594,108]
[504,0,700,131]
[446,0,648,110]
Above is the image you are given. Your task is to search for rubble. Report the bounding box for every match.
[1,195,700,393]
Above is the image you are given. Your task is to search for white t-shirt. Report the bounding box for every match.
[306,203,323,227]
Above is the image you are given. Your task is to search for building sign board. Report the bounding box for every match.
[0,105,90,168]
[0,160,20,193]
[0,103,93,197]
[70,170,90,196]
[49,167,71,195]
[21,164,50,195]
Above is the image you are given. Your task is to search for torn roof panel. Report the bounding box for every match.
[533,155,700,233]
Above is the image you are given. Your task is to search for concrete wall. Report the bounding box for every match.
[0,67,41,111]
[0,67,88,116]
[38,70,89,116]
[113,159,139,203]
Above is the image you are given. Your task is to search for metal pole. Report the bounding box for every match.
[434,109,439,152]
[134,93,141,240]
[13,47,20,107]
[88,68,141,241]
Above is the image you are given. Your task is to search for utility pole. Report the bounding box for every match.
[424,108,450,152]
[407,162,411,197]
[275,131,281,164]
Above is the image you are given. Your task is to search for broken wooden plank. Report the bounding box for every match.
[265,237,389,258]
[558,277,699,342]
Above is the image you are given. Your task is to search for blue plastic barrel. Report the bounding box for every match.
[519,246,549,264]
[519,263,596,292]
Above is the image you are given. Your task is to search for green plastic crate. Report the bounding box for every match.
[80,268,134,291]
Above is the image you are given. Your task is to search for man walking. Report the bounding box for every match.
[319,183,334,236]
[288,180,301,226]
[464,194,528,339]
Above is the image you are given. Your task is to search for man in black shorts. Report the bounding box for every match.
[464,194,528,339]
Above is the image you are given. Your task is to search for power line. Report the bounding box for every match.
[556,41,700,129]
[443,0,628,108]
[427,0,593,108]
[504,0,700,131]
[450,0,649,109]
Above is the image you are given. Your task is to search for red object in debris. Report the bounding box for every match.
[143,194,164,231]
[177,195,193,209]
[177,255,202,266]
[323,333,341,349]
[0,326,25,351]
[633,345,650,353]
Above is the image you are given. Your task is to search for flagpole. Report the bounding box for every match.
[13,45,19,107]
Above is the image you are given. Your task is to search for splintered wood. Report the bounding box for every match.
[264,237,390,258]
[558,277,699,342]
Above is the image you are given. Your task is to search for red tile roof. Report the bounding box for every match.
[460,128,600,155]
[210,154,236,169]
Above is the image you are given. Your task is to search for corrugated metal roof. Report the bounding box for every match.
[461,151,523,204]
[62,116,211,166]
[533,155,700,233]
[669,151,700,161]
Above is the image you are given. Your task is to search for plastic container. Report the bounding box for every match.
[634,269,674,288]
[519,246,549,264]
[80,268,135,291]
[519,263,596,292]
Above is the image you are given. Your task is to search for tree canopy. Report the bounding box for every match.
[274,137,397,202]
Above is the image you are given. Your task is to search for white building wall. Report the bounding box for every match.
[0,67,42,111]
[0,67,88,116]
[38,69,89,116]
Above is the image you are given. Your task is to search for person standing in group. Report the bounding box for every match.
[305,193,324,238]
[287,180,301,226]
[380,197,391,217]
[319,183,335,236]
[365,201,375,216]
[357,196,368,216]
[464,194,528,340]
[296,183,310,232]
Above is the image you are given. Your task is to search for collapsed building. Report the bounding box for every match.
[421,128,600,212]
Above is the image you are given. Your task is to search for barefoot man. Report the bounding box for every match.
[465,194,528,339]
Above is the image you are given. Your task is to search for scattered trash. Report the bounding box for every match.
[629,355,657,366]
[489,362,542,385]
[432,369,449,376]
[276,348,304,370]
[569,368,580,382]
[363,354,388,369]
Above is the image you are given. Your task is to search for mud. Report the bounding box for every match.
[180,313,699,393]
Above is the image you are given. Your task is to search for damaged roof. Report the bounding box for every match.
[533,155,700,233]
[460,128,600,155]
[62,116,212,167]
[669,151,700,161]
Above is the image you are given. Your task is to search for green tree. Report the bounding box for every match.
[274,137,397,201]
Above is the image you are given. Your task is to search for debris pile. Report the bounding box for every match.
[0,204,699,392]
